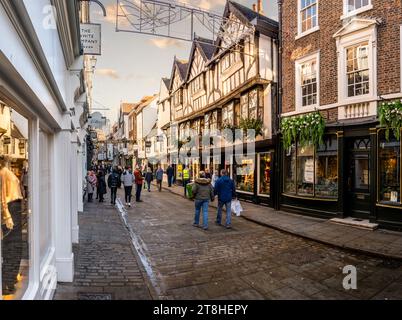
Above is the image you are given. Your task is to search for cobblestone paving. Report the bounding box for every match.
[122,188,402,300]
[53,200,153,300]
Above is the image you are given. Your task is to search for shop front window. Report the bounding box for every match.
[284,145,297,194]
[1,103,30,300]
[284,135,339,199]
[378,131,401,204]
[315,136,338,198]
[297,144,315,196]
[258,152,272,196]
[234,155,255,194]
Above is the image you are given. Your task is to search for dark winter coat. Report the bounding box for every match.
[192,178,214,201]
[108,173,121,189]
[145,172,154,183]
[214,176,236,203]
[97,176,107,195]
[166,166,174,177]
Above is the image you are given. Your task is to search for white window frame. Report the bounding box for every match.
[336,25,377,105]
[341,0,373,20]
[296,0,319,40]
[295,51,320,112]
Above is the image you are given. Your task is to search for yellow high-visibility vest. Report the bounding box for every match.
[183,169,190,180]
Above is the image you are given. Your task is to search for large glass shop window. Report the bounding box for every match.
[0,102,30,300]
[234,155,255,193]
[378,131,401,204]
[284,135,338,198]
[258,152,272,196]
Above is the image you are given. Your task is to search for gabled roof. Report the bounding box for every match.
[213,1,278,58]
[135,95,158,114]
[169,57,189,91]
[121,103,137,114]
[185,36,216,81]
[162,78,171,89]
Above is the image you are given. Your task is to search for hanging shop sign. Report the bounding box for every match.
[145,141,152,148]
[107,143,114,161]
[80,23,102,55]
[3,136,11,144]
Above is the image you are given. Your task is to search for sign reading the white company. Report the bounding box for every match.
[80,24,101,55]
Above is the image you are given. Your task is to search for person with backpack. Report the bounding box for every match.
[108,168,121,205]
[214,169,237,229]
[121,166,135,207]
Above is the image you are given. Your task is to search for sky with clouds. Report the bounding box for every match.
[90,0,278,123]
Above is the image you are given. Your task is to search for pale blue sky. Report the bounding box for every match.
[90,0,278,123]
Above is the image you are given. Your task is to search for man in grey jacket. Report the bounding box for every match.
[121,167,135,207]
[192,171,214,231]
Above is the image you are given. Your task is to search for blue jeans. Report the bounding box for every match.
[216,201,232,226]
[194,199,209,229]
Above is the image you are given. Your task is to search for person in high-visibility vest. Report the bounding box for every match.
[183,166,190,197]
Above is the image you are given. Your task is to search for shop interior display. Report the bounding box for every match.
[235,157,254,193]
[259,153,271,195]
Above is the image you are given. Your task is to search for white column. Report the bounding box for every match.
[54,130,74,282]
[71,136,79,244]
[77,144,84,213]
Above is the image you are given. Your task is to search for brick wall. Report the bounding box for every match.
[281,0,402,115]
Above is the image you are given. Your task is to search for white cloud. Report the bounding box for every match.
[148,38,185,49]
[96,69,120,79]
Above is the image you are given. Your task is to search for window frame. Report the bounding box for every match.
[283,134,339,200]
[346,42,370,98]
[295,52,320,111]
[341,0,373,20]
[297,0,319,39]
[377,128,402,207]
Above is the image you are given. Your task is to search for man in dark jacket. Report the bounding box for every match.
[214,169,236,229]
[97,171,107,203]
[166,165,174,187]
[192,172,214,231]
[108,168,121,205]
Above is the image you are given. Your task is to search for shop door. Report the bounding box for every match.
[345,137,371,219]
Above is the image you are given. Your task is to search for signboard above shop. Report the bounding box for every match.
[80,23,101,55]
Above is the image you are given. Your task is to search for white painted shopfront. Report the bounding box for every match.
[0,0,89,300]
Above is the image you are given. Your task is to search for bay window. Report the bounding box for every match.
[222,103,234,127]
[240,88,264,120]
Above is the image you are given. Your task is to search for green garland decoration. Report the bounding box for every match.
[378,100,402,141]
[281,111,326,150]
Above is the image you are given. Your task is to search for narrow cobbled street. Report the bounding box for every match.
[56,187,402,300]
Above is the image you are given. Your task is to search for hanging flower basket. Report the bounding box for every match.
[281,111,326,150]
[379,100,402,141]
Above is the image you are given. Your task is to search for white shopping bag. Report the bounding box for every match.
[231,199,243,217]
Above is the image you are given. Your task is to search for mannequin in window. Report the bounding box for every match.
[1,155,23,295]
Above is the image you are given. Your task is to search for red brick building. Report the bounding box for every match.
[279,0,402,229]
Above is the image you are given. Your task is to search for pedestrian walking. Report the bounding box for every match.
[108,168,121,205]
[205,168,212,180]
[145,167,153,192]
[183,166,190,197]
[211,170,219,189]
[97,171,107,203]
[156,165,164,192]
[134,166,144,202]
[166,164,174,187]
[121,166,135,207]
[214,169,236,229]
[86,171,97,203]
[192,171,214,231]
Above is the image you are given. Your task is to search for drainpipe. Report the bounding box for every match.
[274,0,283,211]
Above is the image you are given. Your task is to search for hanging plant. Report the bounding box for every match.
[239,118,264,137]
[281,111,325,150]
[378,100,402,141]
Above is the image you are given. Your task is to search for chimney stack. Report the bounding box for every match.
[257,0,264,15]
[252,3,257,12]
